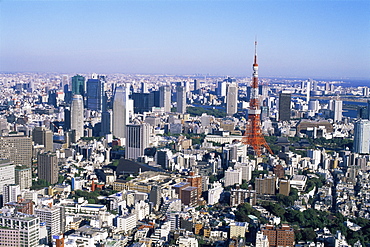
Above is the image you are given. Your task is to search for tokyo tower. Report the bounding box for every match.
[242,41,273,156]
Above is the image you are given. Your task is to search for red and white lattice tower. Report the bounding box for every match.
[242,41,273,156]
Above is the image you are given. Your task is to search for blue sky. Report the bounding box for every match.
[0,0,369,78]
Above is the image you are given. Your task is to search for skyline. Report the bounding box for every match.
[0,1,369,79]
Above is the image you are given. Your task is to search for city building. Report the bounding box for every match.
[0,212,40,247]
[86,77,105,111]
[229,222,248,238]
[0,160,15,194]
[330,100,343,122]
[279,93,291,121]
[176,83,186,114]
[125,123,150,160]
[255,174,277,195]
[224,168,242,187]
[261,224,295,247]
[70,94,84,141]
[0,136,32,167]
[3,184,20,205]
[37,152,58,184]
[353,119,370,154]
[32,126,53,152]
[113,86,131,139]
[15,165,32,190]
[71,74,85,96]
[159,85,171,113]
[226,84,238,116]
[35,206,64,241]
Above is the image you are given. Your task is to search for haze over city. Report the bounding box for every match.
[1,0,369,78]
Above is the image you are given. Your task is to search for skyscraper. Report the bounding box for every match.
[176,83,186,114]
[126,123,150,160]
[194,79,201,93]
[71,94,84,141]
[71,75,85,96]
[217,80,227,97]
[113,86,130,139]
[15,165,32,190]
[333,100,343,122]
[226,84,238,116]
[32,126,53,152]
[353,119,370,154]
[86,77,105,111]
[3,184,20,204]
[37,152,58,184]
[159,85,171,113]
[279,93,291,121]
[100,109,112,136]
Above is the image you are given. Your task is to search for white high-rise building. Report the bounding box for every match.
[255,231,269,247]
[332,100,343,122]
[0,160,15,194]
[71,94,84,140]
[112,85,130,139]
[208,182,223,205]
[35,206,63,240]
[224,167,242,187]
[126,123,150,160]
[217,80,227,97]
[3,184,21,204]
[354,119,370,154]
[226,84,238,116]
[306,79,312,103]
[159,85,171,113]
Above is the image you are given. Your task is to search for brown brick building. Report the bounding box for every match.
[261,224,294,247]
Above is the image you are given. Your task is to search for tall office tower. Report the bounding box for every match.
[141,82,148,93]
[217,80,227,97]
[131,93,155,113]
[258,85,268,102]
[278,93,291,121]
[331,100,343,122]
[3,184,21,204]
[312,80,318,91]
[0,213,40,247]
[363,87,370,97]
[35,206,63,241]
[71,95,84,141]
[125,123,150,160]
[32,126,53,152]
[37,152,58,184]
[226,84,238,116]
[113,86,130,139]
[367,100,370,121]
[194,79,201,93]
[0,136,32,166]
[306,79,311,103]
[86,77,105,111]
[71,74,85,96]
[159,85,171,113]
[353,119,370,154]
[0,160,15,194]
[15,165,32,189]
[242,42,273,156]
[224,168,242,187]
[176,83,186,114]
[100,109,112,136]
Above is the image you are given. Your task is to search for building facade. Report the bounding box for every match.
[37,152,58,184]
[125,123,150,160]
[71,94,84,141]
[354,119,370,154]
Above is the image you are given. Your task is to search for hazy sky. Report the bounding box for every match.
[1,0,369,78]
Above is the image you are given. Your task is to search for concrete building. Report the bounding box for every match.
[0,160,15,194]
[112,85,131,139]
[176,83,186,114]
[229,222,248,238]
[0,212,40,247]
[226,84,238,116]
[15,165,32,190]
[32,126,53,152]
[224,168,242,187]
[125,123,150,160]
[255,174,277,195]
[354,119,370,154]
[279,93,291,121]
[208,182,223,205]
[159,85,171,113]
[3,184,20,205]
[0,136,32,167]
[261,224,294,247]
[255,231,270,247]
[0,227,20,246]
[115,213,137,233]
[35,206,64,241]
[71,94,84,141]
[330,100,343,122]
[37,152,58,184]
